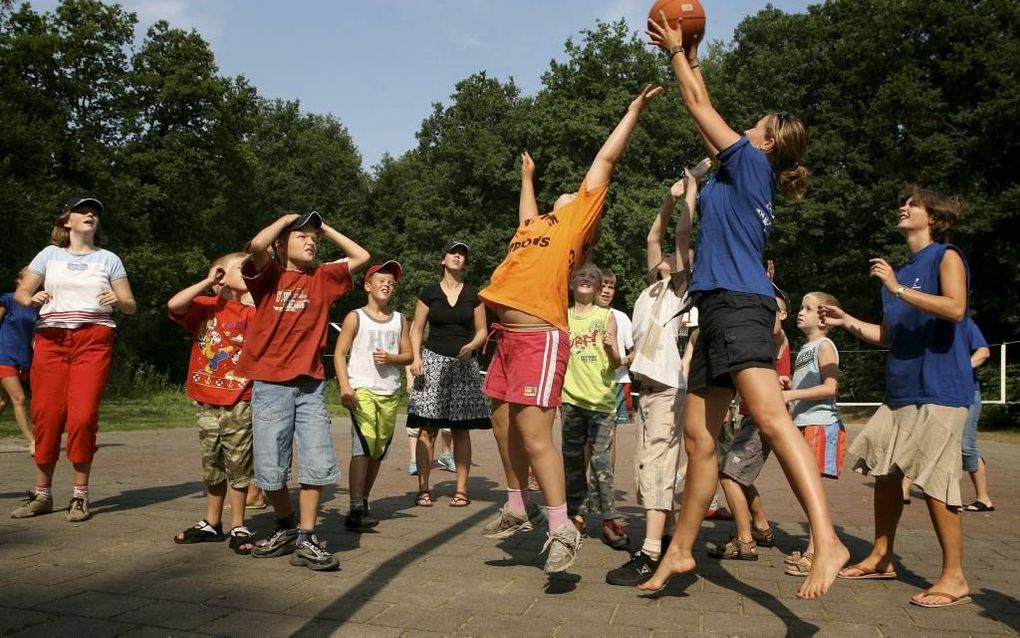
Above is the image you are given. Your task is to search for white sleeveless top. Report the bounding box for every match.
[347,309,403,395]
[790,337,840,426]
[630,277,686,389]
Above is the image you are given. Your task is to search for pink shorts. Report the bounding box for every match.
[0,364,29,383]
[482,326,568,408]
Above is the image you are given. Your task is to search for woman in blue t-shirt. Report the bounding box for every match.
[407,240,491,508]
[643,15,848,599]
[819,186,973,608]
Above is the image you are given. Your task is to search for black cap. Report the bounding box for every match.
[287,211,323,231]
[443,240,469,254]
[62,196,104,214]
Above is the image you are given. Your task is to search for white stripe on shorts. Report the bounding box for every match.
[539,330,559,406]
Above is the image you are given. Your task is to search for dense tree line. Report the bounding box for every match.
[2,0,1018,403]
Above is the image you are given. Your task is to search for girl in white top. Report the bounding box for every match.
[11,196,136,522]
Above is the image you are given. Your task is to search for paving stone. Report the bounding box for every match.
[0,582,83,609]
[789,622,882,638]
[283,597,392,623]
[368,604,473,633]
[702,610,795,636]
[293,621,402,637]
[524,596,614,624]
[196,609,320,636]
[0,608,49,634]
[114,600,232,630]
[204,585,312,614]
[31,589,152,619]
[613,605,701,630]
[7,615,137,637]
[455,612,561,637]
[560,619,650,636]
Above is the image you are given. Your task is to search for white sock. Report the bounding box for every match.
[642,538,662,558]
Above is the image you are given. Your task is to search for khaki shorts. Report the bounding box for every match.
[197,401,254,489]
[849,403,967,506]
[634,381,683,510]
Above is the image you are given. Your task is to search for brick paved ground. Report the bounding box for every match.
[0,417,1017,637]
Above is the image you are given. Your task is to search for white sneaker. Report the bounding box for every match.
[482,504,533,538]
[543,522,582,574]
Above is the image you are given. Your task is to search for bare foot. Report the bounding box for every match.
[796,538,849,599]
[637,553,696,593]
[911,575,969,607]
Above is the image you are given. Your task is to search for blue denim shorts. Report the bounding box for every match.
[251,377,340,490]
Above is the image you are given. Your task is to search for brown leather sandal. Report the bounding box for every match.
[707,536,758,560]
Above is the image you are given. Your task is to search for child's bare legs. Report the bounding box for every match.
[509,405,564,510]
[720,477,753,542]
[416,427,438,493]
[744,484,770,533]
[204,481,227,526]
[840,471,902,577]
[227,483,247,528]
[644,509,670,557]
[968,457,993,506]
[902,475,913,502]
[245,484,265,507]
[298,484,322,530]
[452,429,472,495]
[0,377,33,451]
[440,428,454,457]
[264,486,293,521]
[491,400,526,492]
[641,387,731,590]
[734,368,848,598]
[912,495,968,604]
[349,456,382,504]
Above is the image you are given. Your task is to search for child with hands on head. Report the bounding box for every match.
[168,253,258,554]
[236,210,369,572]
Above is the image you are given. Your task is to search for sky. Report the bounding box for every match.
[28,0,815,170]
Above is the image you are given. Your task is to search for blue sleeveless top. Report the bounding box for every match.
[882,243,974,407]
[691,137,775,299]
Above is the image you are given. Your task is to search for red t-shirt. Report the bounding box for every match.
[739,341,791,416]
[235,258,353,382]
[170,296,255,406]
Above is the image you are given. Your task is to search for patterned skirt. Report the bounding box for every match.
[407,348,492,430]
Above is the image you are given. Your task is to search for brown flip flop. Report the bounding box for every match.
[838,564,897,580]
[449,492,470,507]
[910,591,973,608]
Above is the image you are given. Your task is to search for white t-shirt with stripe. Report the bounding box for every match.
[27,246,127,329]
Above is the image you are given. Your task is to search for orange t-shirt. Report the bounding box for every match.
[480,179,609,333]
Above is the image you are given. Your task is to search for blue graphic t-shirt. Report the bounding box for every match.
[0,292,38,369]
[883,243,974,407]
[691,137,775,299]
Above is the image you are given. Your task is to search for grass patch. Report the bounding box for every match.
[0,385,408,440]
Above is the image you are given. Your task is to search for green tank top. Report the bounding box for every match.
[562,306,616,413]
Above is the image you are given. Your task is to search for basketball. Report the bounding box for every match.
[648,0,706,50]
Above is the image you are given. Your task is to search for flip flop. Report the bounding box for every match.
[415,491,434,507]
[838,564,897,580]
[910,591,973,608]
[962,501,995,512]
[448,493,470,507]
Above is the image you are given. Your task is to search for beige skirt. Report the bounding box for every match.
[849,403,967,506]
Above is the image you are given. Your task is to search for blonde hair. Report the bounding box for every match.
[766,111,810,201]
[804,291,841,309]
[898,184,962,244]
[601,269,617,285]
[571,262,603,286]
[213,252,248,269]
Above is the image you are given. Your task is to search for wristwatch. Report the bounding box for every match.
[894,285,906,298]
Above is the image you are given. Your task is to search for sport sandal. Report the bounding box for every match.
[707,536,758,560]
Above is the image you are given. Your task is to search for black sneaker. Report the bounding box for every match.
[344,507,379,531]
[605,550,660,586]
[252,525,298,558]
[289,534,340,571]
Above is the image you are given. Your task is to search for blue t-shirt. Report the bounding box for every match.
[691,137,775,299]
[964,318,988,386]
[883,243,974,407]
[0,292,38,369]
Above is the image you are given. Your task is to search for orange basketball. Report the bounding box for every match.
[648,0,706,50]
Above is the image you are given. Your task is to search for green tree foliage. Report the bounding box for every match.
[3,0,1018,401]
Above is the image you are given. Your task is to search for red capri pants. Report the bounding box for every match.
[31,325,115,464]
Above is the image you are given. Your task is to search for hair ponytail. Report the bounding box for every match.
[777,164,810,201]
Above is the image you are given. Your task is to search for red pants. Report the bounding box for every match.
[31,325,115,464]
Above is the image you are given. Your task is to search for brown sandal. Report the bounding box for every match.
[784,552,813,577]
[415,491,433,507]
[751,525,775,547]
[448,492,470,507]
[707,536,758,560]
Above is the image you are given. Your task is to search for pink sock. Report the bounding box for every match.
[521,488,531,507]
[507,488,526,514]
[547,503,569,533]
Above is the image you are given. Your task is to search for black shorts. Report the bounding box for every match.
[688,290,777,392]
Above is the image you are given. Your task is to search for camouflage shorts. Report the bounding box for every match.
[197,401,254,489]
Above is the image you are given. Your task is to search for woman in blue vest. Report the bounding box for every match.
[643,14,848,599]
[819,186,973,608]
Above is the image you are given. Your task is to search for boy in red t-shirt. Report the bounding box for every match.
[168,252,257,554]
[236,211,369,572]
